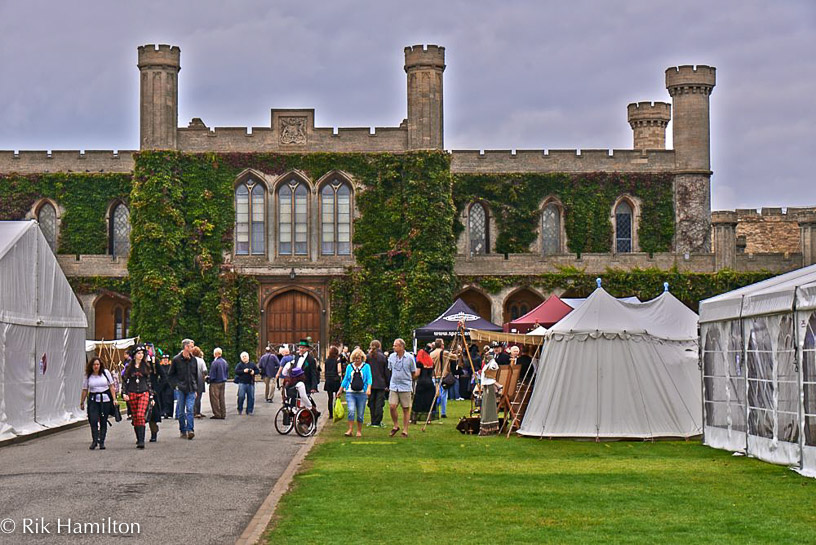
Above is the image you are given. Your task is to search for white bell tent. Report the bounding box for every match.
[518,283,701,439]
[0,221,87,441]
[699,264,816,478]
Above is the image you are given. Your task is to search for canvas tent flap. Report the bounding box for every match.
[85,337,139,352]
[414,299,502,340]
[0,221,87,440]
[469,328,545,346]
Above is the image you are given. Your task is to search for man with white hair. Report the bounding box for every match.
[208,347,229,419]
[234,351,260,415]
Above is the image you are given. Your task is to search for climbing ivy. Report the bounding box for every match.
[459,267,774,312]
[452,172,675,256]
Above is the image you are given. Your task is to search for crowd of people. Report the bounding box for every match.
[80,335,533,449]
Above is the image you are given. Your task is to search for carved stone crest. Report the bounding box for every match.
[279,117,307,145]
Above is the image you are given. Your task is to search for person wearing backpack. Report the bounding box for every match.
[337,347,372,437]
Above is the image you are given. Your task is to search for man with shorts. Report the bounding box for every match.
[388,338,419,437]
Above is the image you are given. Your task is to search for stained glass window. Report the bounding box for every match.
[541,203,561,255]
[321,181,352,256]
[279,180,308,256]
[615,201,633,253]
[111,203,130,257]
[38,202,57,252]
[469,203,487,255]
[236,180,265,256]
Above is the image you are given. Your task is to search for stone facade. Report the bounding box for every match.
[0,43,809,349]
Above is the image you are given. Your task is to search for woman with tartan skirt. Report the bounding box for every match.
[123,345,154,449]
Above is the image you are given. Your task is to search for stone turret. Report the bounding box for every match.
[138,44,180,150]
[711,210,737,270]
[666,65,716,254]
[627,102,671,149]
[666,65,716,172]
[404,45,445,150]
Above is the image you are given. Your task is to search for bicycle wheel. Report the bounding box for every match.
[294,408,316,437]
[274,406,293,435]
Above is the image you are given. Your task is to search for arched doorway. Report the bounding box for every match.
[503,288,544,324]
[94,293,131,340]
[266,290,321,349]
[457,288,492,322]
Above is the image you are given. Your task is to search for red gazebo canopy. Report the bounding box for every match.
[505,294,574,333]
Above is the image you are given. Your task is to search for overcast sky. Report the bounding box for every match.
[0,1,813,210]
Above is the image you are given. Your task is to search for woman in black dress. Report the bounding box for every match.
[147,351,165,442]
[411,344,437,423]
[323,345,342,418]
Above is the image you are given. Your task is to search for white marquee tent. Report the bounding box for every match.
[518,287,701,439]
[0,221,87,441]
[699,264,816,478]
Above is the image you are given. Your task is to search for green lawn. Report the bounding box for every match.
[265,401,816,544]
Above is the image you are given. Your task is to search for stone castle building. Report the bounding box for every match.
[2,43,814,350]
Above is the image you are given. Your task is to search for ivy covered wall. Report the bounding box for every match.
[452,172,675,256]
[459,267,774,312]
[130,150,456,355]
[0,172,132,254]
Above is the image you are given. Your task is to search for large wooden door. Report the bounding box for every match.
[266,290,321,347]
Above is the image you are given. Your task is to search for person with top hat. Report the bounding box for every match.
[490,341,511,366]
[295,339,319,398]
[157,352,175,418]
[122,344,154,448]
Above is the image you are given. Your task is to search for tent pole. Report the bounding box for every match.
[422,334,458,432]
[504,345,539,438]
[794,287,805,472]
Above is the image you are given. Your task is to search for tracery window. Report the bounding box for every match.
[279,180,308,256]
[37,202,58,252]
[235,180,265,256]
[541,203,561,255]
[110,203,131,257]
[469,203,487,255]
[615,201,633,253]
[321,180,351,256]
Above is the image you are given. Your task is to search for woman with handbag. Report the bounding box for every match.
[337,348,371,437]
[80,356,117,450]
[122,345,155,449]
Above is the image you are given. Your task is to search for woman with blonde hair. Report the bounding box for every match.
[337,348,372,437]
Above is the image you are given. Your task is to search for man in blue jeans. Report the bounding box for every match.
[168,338,198,439]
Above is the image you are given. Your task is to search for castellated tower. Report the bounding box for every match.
[404,45,445,150]
[666,65,716,253]
[138,44,180,150]
[627,102,671,149]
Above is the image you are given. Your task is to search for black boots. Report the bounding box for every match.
[98,423,107,450]
[90,426,99,449]
[149,422,158,442]
[135,426,145,449]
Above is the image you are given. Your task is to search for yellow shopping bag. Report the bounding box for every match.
[333,396,346,423]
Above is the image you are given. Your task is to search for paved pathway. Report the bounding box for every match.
[0,383,317,544]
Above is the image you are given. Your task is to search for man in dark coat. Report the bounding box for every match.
[167,339,198,440]
[366,339,390,427]
[294,340,319,395]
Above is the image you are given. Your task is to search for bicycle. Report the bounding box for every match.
[274,391,318,437]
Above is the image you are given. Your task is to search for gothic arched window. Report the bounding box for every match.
[235,180,265,256]
[541,203,561,255]
[110,203,130,257]
[321,180,352,256]
[279,180,308,256]
[469,203,487,255]
[615,200,633,253]
[37,201,58,252]
[114,307,124,339]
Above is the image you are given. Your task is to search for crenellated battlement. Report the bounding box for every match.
[0,150,135,174]
[137,44,181,69]
[404,44,445,71]
[450,148,676,174]
[666,65,716,95]
[627,101,671,125]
